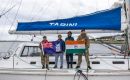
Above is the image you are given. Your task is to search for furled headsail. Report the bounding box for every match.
[16,7,121,31]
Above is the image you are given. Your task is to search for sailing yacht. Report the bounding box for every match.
[0,0,130,80]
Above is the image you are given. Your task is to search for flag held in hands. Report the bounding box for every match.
[42,41,56,54]
[42,41,62,54]
[65,40,86,54]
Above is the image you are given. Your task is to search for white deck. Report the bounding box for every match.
[0,69,130,80]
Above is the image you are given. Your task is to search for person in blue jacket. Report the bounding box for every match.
[54,34,65,69]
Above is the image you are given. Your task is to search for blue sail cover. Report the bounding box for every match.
[17,7,121,31]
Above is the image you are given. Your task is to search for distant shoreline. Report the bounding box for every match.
[90,40,124,44]
[0,40,124,44]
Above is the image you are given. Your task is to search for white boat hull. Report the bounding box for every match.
[0,69,130,80]
[0,43,130,80]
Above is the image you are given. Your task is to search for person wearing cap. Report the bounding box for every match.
[54,34,65,69]
[39,36,49,70]
[65,31,74,68]
[76,29,91,69]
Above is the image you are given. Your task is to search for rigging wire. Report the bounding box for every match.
[0,4,16,39]
[0,4,16,18]
[96,40,121,53]
[123,0,130,57]
[31,7,44,21]
[0,0,15,18]
[29,0,54,39]
[0,0,11,15]
[37,0,54,21]
[0,4,16,28]
[28,0,52,39]
[123,0,128,19]
[8,0,22,31]
[28,0,37,21]
[7,0,23,52]
[30,0,51,21]
[3,15,13,24]
[0,0,15,40]
[0,0,15,42]
[88,35,121,53]
[7,35,19,52]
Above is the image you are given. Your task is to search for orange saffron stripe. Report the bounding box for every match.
[65,40,85,45]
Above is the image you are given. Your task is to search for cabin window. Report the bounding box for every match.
[21,46,41,57]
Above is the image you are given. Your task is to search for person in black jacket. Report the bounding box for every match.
[65,31,74,68]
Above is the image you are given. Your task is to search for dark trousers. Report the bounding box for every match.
[66,54,73,68]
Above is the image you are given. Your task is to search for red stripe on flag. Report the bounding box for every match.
[43,42,53,48]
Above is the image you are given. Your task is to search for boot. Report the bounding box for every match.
[88,66,92,69]
[42,65,45,69]
[46,64,49,70]
[53,65,57,68]
[70,64,73,68]
[60,66,63,69]
[75,66,80,69]
[67,64,69,69]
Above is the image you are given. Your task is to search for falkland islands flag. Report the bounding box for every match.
[42,42,56,54]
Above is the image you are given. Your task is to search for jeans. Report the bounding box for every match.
[55,53,64,66]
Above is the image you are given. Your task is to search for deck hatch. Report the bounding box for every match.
[112,61,125,64]
[92,61,100,64]
[49,62,55,64]
[30,61,36,64]
[49,62,76,64]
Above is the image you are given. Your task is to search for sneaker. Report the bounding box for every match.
[53,65,57,68]
[60,66,63,69]
[88,66,92,69]
[42,65,45,69]
[76,66,80,69]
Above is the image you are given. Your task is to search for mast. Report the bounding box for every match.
[125,0,130,55]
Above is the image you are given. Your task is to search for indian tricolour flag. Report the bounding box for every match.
[65,40,86,54]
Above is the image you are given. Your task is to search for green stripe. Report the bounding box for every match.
[66,49,85,54]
